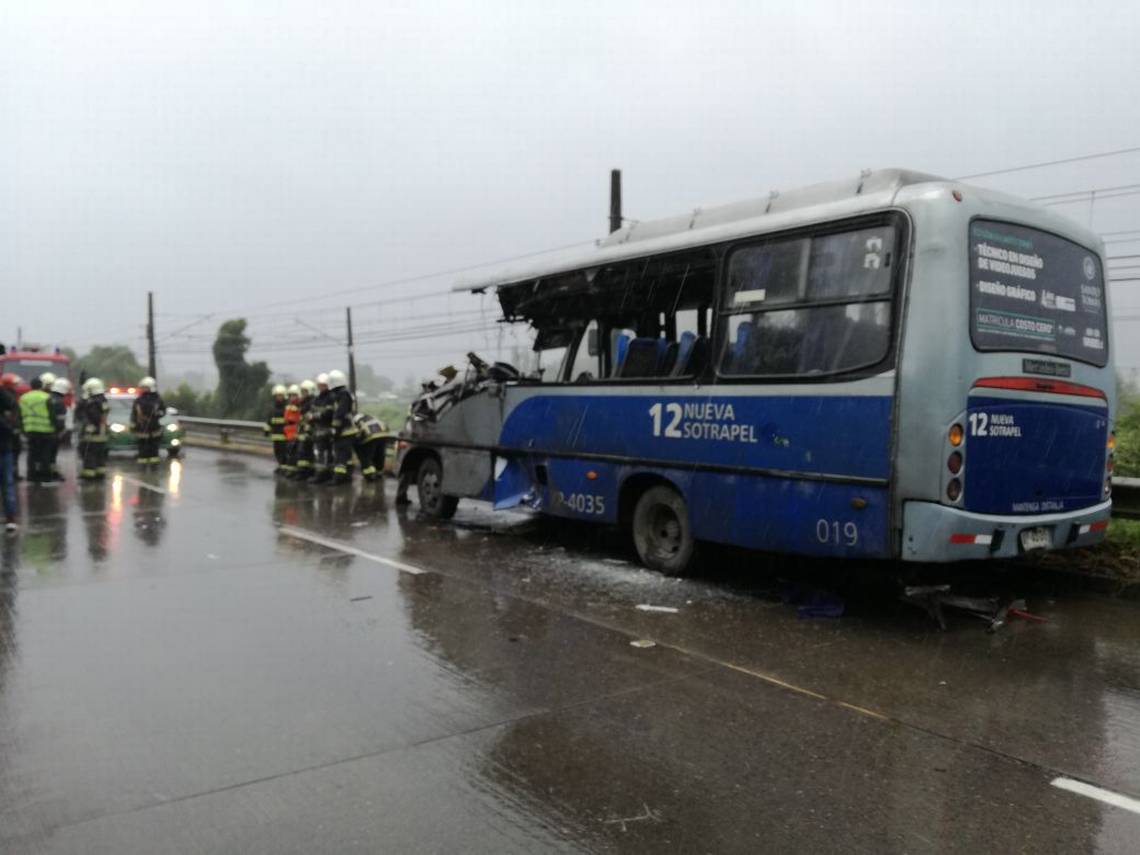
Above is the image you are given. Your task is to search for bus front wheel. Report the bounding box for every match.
[417,457,459,520]
[632,486,695,576]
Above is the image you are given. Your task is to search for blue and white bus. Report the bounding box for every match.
[398,169,1115,574]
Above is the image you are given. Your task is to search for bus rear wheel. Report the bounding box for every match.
[417,457,458,520]
[632,485,695,576]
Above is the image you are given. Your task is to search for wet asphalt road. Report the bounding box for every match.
[2,450,1140,853]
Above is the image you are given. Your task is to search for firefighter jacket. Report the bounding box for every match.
[48,391,68,434]
[283,399,301,442]
[297,397,314,440]
[19,389,53,434]
[330,388,357,438]
[265,398,287,441]
[82,394,110,441]
[352,413,386,446]
[131,391,167,438]
[312,391,334,440]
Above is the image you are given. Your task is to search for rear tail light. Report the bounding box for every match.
[1108,432,1116,451]
[947,452,963,475]
[948,424,964,447]
[947,479,962,502]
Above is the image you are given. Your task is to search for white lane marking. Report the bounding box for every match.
[278,525,426,575]
[1051,777,1140,815]
[119,475,168,495]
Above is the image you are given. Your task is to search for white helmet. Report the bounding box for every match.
[327,369,347,390]
[139,376,157,392]
[272,384,287,396]
[287,383,300,397]
[40,371,57,387]
[300,379,317,397]
[87,378,106,396]
[51,377,72,395]
[316,372,329,388]
[80,378,95,398]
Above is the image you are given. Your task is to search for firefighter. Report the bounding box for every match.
[265,384,288,473]
[18,377,55,483]
[289,379,317,480]
[282,384,302,476]
[1,374,20,529]
[75,379,92,465]
[79,378,110,480]
[131,377,166,465]
[326,369,357,485]
[47,377,71,481]
[311,374,334,484]
[351,412,387,481]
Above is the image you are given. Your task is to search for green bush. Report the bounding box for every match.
[1116,395,1140,478]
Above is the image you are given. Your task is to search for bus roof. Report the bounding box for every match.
[451,168,1094,295]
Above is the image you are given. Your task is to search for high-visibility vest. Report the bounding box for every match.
[19,389,53,434]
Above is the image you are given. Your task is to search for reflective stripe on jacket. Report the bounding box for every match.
[19,389,53,434]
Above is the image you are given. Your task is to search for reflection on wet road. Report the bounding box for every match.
[2,450,1140,852]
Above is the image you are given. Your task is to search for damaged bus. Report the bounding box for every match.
[397,169,1115,574]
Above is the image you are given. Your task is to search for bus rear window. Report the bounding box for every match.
[969,220,1107,367]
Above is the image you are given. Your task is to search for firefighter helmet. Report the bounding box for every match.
[287,383,300,397]
[139,376,157,391]
[272,384,287,396]
[327,370,347,389]
[51,378,72,395]
[300,379,317,397]
[316,373,329,388]
[87,378,106,396]
[40,372,57,387]
[0,373,20,389]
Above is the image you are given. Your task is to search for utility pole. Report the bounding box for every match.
[609,169,622,234]
[146,291,157,379]
[345,306,357,396]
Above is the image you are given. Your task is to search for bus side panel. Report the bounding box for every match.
[530,456,891,558]
[498,392,893,480]
[687,475,891,558]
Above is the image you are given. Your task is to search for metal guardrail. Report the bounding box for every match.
[1112,477,1140,521]
[179,415,272,451]
[175,414,1140,518]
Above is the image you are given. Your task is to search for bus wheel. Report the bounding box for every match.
[632,486,695,576]
[417,457,458,520]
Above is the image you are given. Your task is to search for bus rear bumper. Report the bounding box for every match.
[901,500,1112,562]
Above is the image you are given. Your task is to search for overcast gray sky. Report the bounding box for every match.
[3,0,1139,385]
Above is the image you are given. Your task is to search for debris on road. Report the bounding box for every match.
[629,639,657,648]
[901,586,1047,631]
[635,604,679,614]
[781,584,845,619]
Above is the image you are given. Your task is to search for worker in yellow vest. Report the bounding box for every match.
[19,377,55,484]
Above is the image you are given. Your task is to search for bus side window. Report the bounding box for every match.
[807,227,895,299]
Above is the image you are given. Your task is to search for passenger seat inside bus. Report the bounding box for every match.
[618,338,669,377]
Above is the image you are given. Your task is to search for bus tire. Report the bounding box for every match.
[417,456,458,520]
[632,485,695,576]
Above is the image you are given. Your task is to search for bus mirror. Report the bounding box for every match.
[587,328,599,357]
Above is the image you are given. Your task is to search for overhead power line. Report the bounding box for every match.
[220,238,597,316]
[955,145,1140,181]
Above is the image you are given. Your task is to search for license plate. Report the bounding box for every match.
[1019,527,1052,552]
